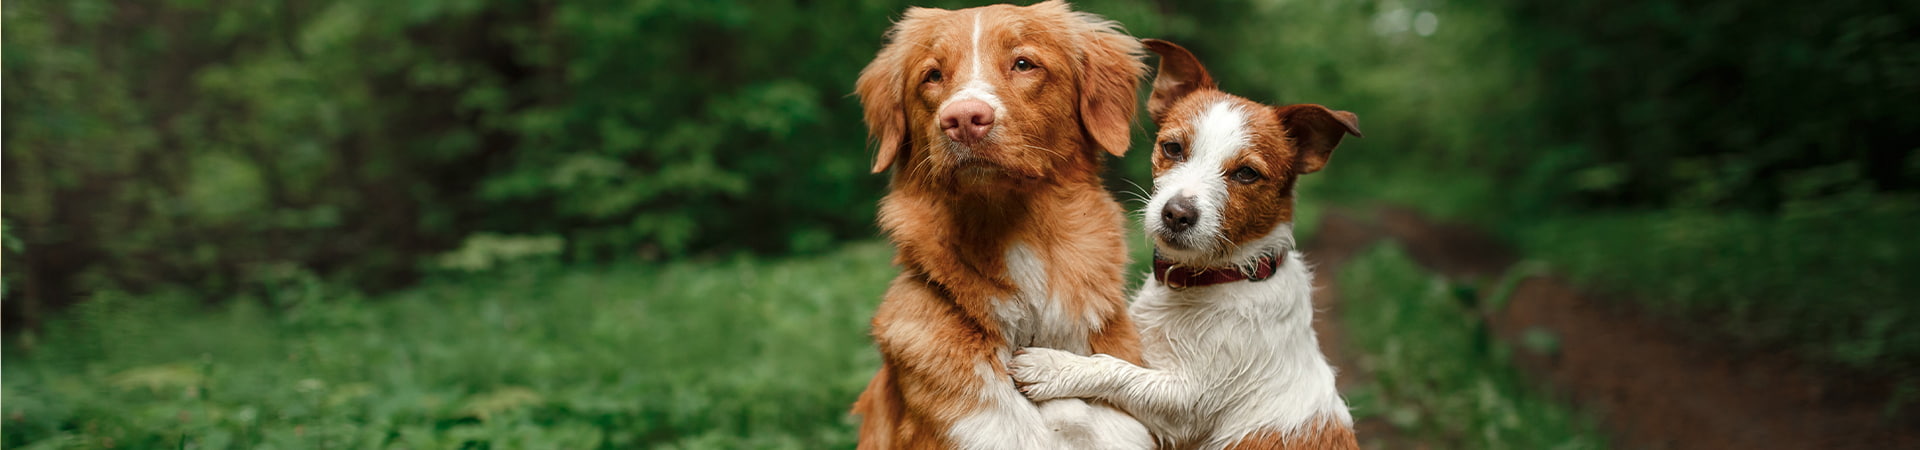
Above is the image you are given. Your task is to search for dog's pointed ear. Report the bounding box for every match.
[1275,104,1362,174]
[1143,39,1216,123]
[1076,19,1147,157]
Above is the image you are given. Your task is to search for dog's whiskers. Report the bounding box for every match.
[909,141,947,183]
[1020,144,1065,160]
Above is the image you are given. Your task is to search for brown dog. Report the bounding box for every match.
[849,1,1151,448]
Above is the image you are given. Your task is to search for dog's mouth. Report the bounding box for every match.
[1152,232,1217,260]
[954,161,1008,183]
[1153,231,1191,251]
[944,150,1043,186]
[1152,233,1246,268]
[1150,222,1236,265]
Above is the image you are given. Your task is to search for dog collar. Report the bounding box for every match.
[1152,250,1281,290]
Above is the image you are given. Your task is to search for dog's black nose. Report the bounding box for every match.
[1161,196,1198,233]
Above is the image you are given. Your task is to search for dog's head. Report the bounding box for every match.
[1140,39,1362,265]
[856,1,1145,192]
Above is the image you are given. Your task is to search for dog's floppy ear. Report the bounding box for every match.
[1143,39,1216,123]
[1074,15,1147,157]
[856,12,929,174]
[855,43,907,174]
[1275,104,1362,174]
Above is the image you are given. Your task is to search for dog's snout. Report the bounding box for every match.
[1161,196,1198,234]
[940,99,996,145]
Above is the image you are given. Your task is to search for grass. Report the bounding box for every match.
[0,193,1312,450]
[1515,205,1920,375]
[1337,243,1610,449]
[1308,162,1920,380]
[11,167,1909,448]
[2,242,895,449]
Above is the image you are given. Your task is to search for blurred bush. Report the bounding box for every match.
[2,0,924,324]
[1150,0,1918,211]
[6,0,1915,324]
[1505,0,1920,210]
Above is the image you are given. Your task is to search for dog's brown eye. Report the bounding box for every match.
[1012,57,1037,72]
[1231,166,1263,184]
[1160,142,1185,161]
[925,69,943,83]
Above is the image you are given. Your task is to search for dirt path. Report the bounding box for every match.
[1304,209,1430,450]
[1304,206,1920,450]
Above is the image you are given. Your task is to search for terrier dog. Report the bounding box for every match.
[1010,38,1363,450]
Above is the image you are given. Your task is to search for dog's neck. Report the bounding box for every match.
[1149,250,1317,334]
[1151,253,1270,289]
[1144,222,1329,379]
[879,173,1127,348]
[884,173,1111,268]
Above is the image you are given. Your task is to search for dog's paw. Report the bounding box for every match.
[1009,347,1092,401]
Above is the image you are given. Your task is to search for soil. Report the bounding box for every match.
[1303,206,1920,450]
[1305,208,1432,450]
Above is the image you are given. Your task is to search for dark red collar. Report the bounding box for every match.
[1152,251,1281,289]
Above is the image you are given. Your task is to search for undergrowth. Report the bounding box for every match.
[1338,243,1610,449]
[3,242,895,449]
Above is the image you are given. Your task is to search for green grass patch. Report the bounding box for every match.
[1338,243,1608,449]
[1311,163,1920,379]
[3,242,896,449]
[1516,205,1920,374]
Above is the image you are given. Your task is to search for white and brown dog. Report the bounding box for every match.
[849,2,1155,449]
[1009,39,1363,450]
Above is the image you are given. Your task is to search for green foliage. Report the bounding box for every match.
[1150,0,1918,214]
[0,0,926,320]
[1128,0,1553,209]
[1501,0,1920,210]
[1,218,18,299]
[1215,0,1920,375]
[0,0,1207,324]
[14,0,1909,324]
[1339,244,1609,449]
[2,241,895,449]
[433,233,566,273]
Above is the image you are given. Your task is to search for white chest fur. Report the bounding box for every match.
[993,243,1098,353]
[1129,250,1352,448]
[947,242,1150,449]
[1007,245,1353,449]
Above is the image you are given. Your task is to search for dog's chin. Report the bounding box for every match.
[944,149,1043,191]
[954,161,1010,186]
[1151,232,1226,265]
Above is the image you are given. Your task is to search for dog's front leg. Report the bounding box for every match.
[869,282,1147,449]
[1010,347,1203,418]
[943,357,1150,450]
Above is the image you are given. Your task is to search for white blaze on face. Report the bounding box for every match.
[1146,100,1251,258]
[937,12,1006,124]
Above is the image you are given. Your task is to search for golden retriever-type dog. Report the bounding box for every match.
[850,1,1152,448]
